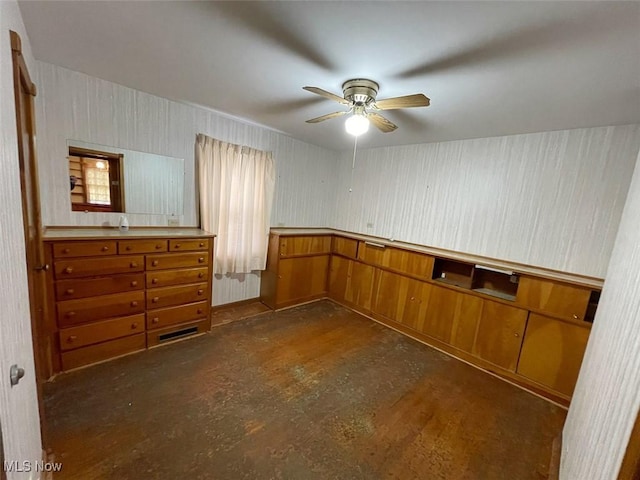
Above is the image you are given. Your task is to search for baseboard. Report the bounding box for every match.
[211,297,261,311]
[549,433,562,480]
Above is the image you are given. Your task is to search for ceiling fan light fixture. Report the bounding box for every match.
[345,113,370,137]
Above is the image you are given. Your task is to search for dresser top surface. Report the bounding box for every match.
[43,227,215,241]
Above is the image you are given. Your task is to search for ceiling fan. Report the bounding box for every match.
[303,79,430,135]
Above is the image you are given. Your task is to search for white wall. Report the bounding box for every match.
[0,2,44,478]
[333,125,640,278]
[35,62,339,305]
[561,148,640,478]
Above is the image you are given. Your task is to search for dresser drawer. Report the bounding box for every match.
[279,235,332,257]
[169,238,210,252]
[118,239,168,254]
[55,256,144,279]
[60,333,146,371]
[146,268,208,288]
[57,291,146,327]
[146,252,209,270]
[53,241,117,258]
[147,301,208,330]
[59,314,145,351]
[147,283,208,309]
[56,273,144,301]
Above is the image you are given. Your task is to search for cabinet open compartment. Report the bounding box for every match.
[471,265,519,301]
[432,258,474,289]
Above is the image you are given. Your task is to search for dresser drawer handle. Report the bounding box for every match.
[572,314,579,319]
[130,262,138,268]
[152,297,160,303]
[151,278,158,284]
[131,322,138,329]
[63,248,70,254]
[175,243,181,249]
[65,289,75,295]
[64,267,73,274]
[130,281,138,287]
[152,260,159,267]
[66,311,76,318]
[198,257,205,263]
[199,242,204,247]
[198,272,204,278]
[131,301,138,307]
[197,309,203,314]
[197,289,204,295]
[101,246,109,252]
[125,246,132,251]
[152,318,159,324]
[155,244,163,249]
[67,335,77,343]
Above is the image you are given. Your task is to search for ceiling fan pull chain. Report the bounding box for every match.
[349,135,358,193]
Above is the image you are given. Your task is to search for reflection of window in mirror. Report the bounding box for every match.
[68,146,125,212]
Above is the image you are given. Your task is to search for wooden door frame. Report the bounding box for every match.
[619,408,640,479]
[10,30,48,446]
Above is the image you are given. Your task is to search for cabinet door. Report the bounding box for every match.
[422,285,483,349]
[328,257,375,311]
[516,313,590,396]
[473,300,527,372]
[373,271,431,330]
[279,236,332,257]
[276,255,329,305]
[516,276,591,321]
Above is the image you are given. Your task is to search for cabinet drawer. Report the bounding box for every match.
[279,235,332,257]
[118,239,167,254]
[147,283,209,309]
[332,237,358,258]
[53,241,117,258]
[357,242,434,279]
[55,256,144,279]
[147,319,210,347]
[59,314,145,351]
[56,273,144,300]
[61,333,146,371]
[57,291,145,327]
[146,252,209,270]
[516,276,591,321]
[147,301,209,330]
[169,238,210,252]
[146,268,209,288]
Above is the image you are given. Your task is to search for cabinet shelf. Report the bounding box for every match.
[471,267,519,302]
[432,259,474,289]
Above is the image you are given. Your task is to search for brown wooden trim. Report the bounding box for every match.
[548,433,561,480]
[619,409,640,479]
[10,31,36,95]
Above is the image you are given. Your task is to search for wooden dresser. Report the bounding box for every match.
[261,228,602,406]
[43,228,214,373]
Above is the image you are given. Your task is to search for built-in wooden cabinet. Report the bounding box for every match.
[261,230,602,404]
[44,229,214,373]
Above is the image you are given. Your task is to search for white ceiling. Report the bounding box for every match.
[18,1,640,151]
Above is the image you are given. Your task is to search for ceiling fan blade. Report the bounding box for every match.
[305,111,348,123]
[368,113,398,133]
[374,94,430,110]
[303,86,349,105]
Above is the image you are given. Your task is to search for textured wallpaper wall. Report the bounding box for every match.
[561,148,640,479]
[35,62,339,305]
[332,125,640,278]
[0,1,45,476]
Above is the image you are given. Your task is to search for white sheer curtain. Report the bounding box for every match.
[197,134,275,274]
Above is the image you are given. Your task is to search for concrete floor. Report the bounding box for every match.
[44,300,566,479]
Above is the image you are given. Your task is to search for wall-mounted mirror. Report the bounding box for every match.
[67,140,184,215]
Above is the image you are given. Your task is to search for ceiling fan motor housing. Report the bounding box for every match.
[342,78,379,106]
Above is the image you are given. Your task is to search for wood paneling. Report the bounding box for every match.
[58,314,145,351]
[332,236,358,258]
[516,276,591,321]
[279,235,332,257]
[473,300,527,372]
[517,313,591,396]
[60,333,146,371]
